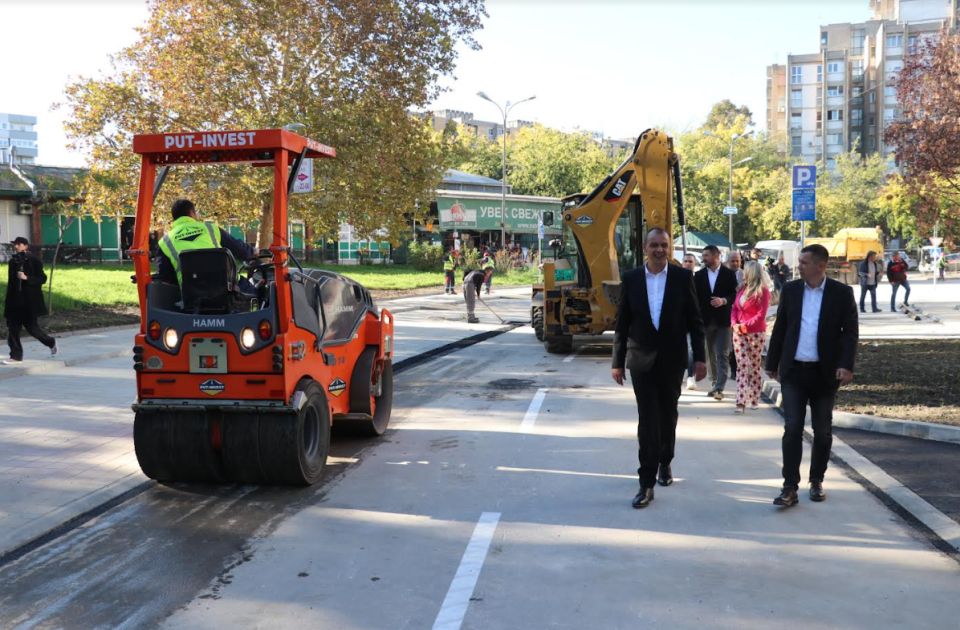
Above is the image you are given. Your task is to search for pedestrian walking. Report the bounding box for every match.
[765,244,858,507]
[462,267,493,323]
[612,228,706,509]
[443,248,459,294]
[886,252,910,312]
[725,250,744,381]
[938,253,947,281]
[730,261,771,414]
[727,251,744,288]
[694,245,738,401]
[4,237,58,364]
[771,255,791,293]
[857,251,883,313]
[480,254,495,294]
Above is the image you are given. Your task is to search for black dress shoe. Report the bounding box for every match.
[809,481,826,502]
[657,464,673,486]
[632,486,655,509]
[773,488,798,507]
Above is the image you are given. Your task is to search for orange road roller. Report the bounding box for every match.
[128,128,394,485]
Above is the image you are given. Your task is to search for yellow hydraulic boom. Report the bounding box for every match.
[531,129,684,353]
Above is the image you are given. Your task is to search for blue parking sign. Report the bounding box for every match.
[792,165,816,189]
[792,189,816,221]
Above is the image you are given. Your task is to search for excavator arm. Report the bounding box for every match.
[537,129,683,352]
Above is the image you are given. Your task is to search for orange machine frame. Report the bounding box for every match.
[130,129,393,417]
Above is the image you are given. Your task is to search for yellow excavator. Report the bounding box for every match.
[531,128,685,353]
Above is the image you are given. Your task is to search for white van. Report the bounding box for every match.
[754,240,800,271]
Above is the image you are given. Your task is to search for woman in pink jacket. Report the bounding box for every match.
[730,261,772,414]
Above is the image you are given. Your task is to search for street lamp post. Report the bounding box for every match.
[477,91,536,251]
[726,133,752,251]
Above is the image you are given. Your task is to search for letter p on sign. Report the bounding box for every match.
[793,165,816,189]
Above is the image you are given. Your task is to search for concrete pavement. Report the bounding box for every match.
[162,327,960,629]
[0,288,529,560]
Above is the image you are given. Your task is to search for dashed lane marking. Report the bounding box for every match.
[432,512,501,630]
[520,388,548,431]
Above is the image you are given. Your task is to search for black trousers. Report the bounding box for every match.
[780,363,837,489]
[6,312,55,361]
[631,362,685,488]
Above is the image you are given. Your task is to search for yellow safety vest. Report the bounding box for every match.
[443,255,457,271]
[158,216,222,285]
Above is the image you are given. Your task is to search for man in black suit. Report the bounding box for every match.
[765,244,858,507]
[693,245,738,400]
[612,228,706,509]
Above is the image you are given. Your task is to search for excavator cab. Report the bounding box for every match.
[531,129,684,353]
[128,128,394,485]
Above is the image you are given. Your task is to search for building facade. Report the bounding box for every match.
[767,0,958,168]
[0,113,38,165]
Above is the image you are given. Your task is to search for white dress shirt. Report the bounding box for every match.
[707,265,719,292]
[645,264,667,331]
[794,276,826,362]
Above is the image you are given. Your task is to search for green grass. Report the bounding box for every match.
[0,262,540,317]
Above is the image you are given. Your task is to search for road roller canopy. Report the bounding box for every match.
[132,128,336,165]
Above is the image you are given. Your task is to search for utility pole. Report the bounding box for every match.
[477,92,536,251]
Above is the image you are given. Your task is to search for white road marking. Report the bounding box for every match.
[432,512,501,630]
[562,348,581,363]
[520,388,548,430]
[497,466,635,480]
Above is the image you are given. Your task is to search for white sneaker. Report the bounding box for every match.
[2,358,22,365]
[51,343,59,357]
[686,376,697,390]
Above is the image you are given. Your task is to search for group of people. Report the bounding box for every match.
[680,245,771,413]
[857,250,912,313]
[614,230,858,510]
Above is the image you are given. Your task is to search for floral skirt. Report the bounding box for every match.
[733,332,765,407]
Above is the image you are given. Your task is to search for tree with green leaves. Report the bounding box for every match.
[61,0,486,246]
[507,125,625,198]
[439,121,502,180]
[809,151,887,237]
[886,28,960,245]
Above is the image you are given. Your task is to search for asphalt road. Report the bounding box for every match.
[3,324,959,629]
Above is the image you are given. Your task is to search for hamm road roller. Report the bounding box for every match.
[129,128,394,485]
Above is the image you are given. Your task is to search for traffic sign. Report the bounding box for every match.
[792,189,816,221]
[931,237,943,247]
[792,165,816,189]
[723,205,738,216]
[537,216,545,239]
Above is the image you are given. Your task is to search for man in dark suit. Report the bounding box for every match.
[693,245,738,400]
[765,244,858,507]
[612,228,706,509]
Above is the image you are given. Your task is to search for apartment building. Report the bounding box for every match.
[767,0,958,168]
[0,113,38,165]
[766,64,788,149]
[427,109,534,141]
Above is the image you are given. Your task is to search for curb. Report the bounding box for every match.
[0,474,151,568]
[0,348,132,382]
[761,379,960,445]
[761,378,960,556]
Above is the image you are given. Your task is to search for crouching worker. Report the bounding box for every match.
[463,267,494,323]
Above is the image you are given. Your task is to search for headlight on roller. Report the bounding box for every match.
[163,328,179,350]
[240,327,256,349]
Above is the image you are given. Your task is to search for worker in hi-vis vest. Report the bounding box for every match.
[443,248,460,294]
[156,198,255,286]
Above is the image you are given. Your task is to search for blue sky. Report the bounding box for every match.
[1,0,869,166]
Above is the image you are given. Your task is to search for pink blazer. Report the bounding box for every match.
[731,287,771,333]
